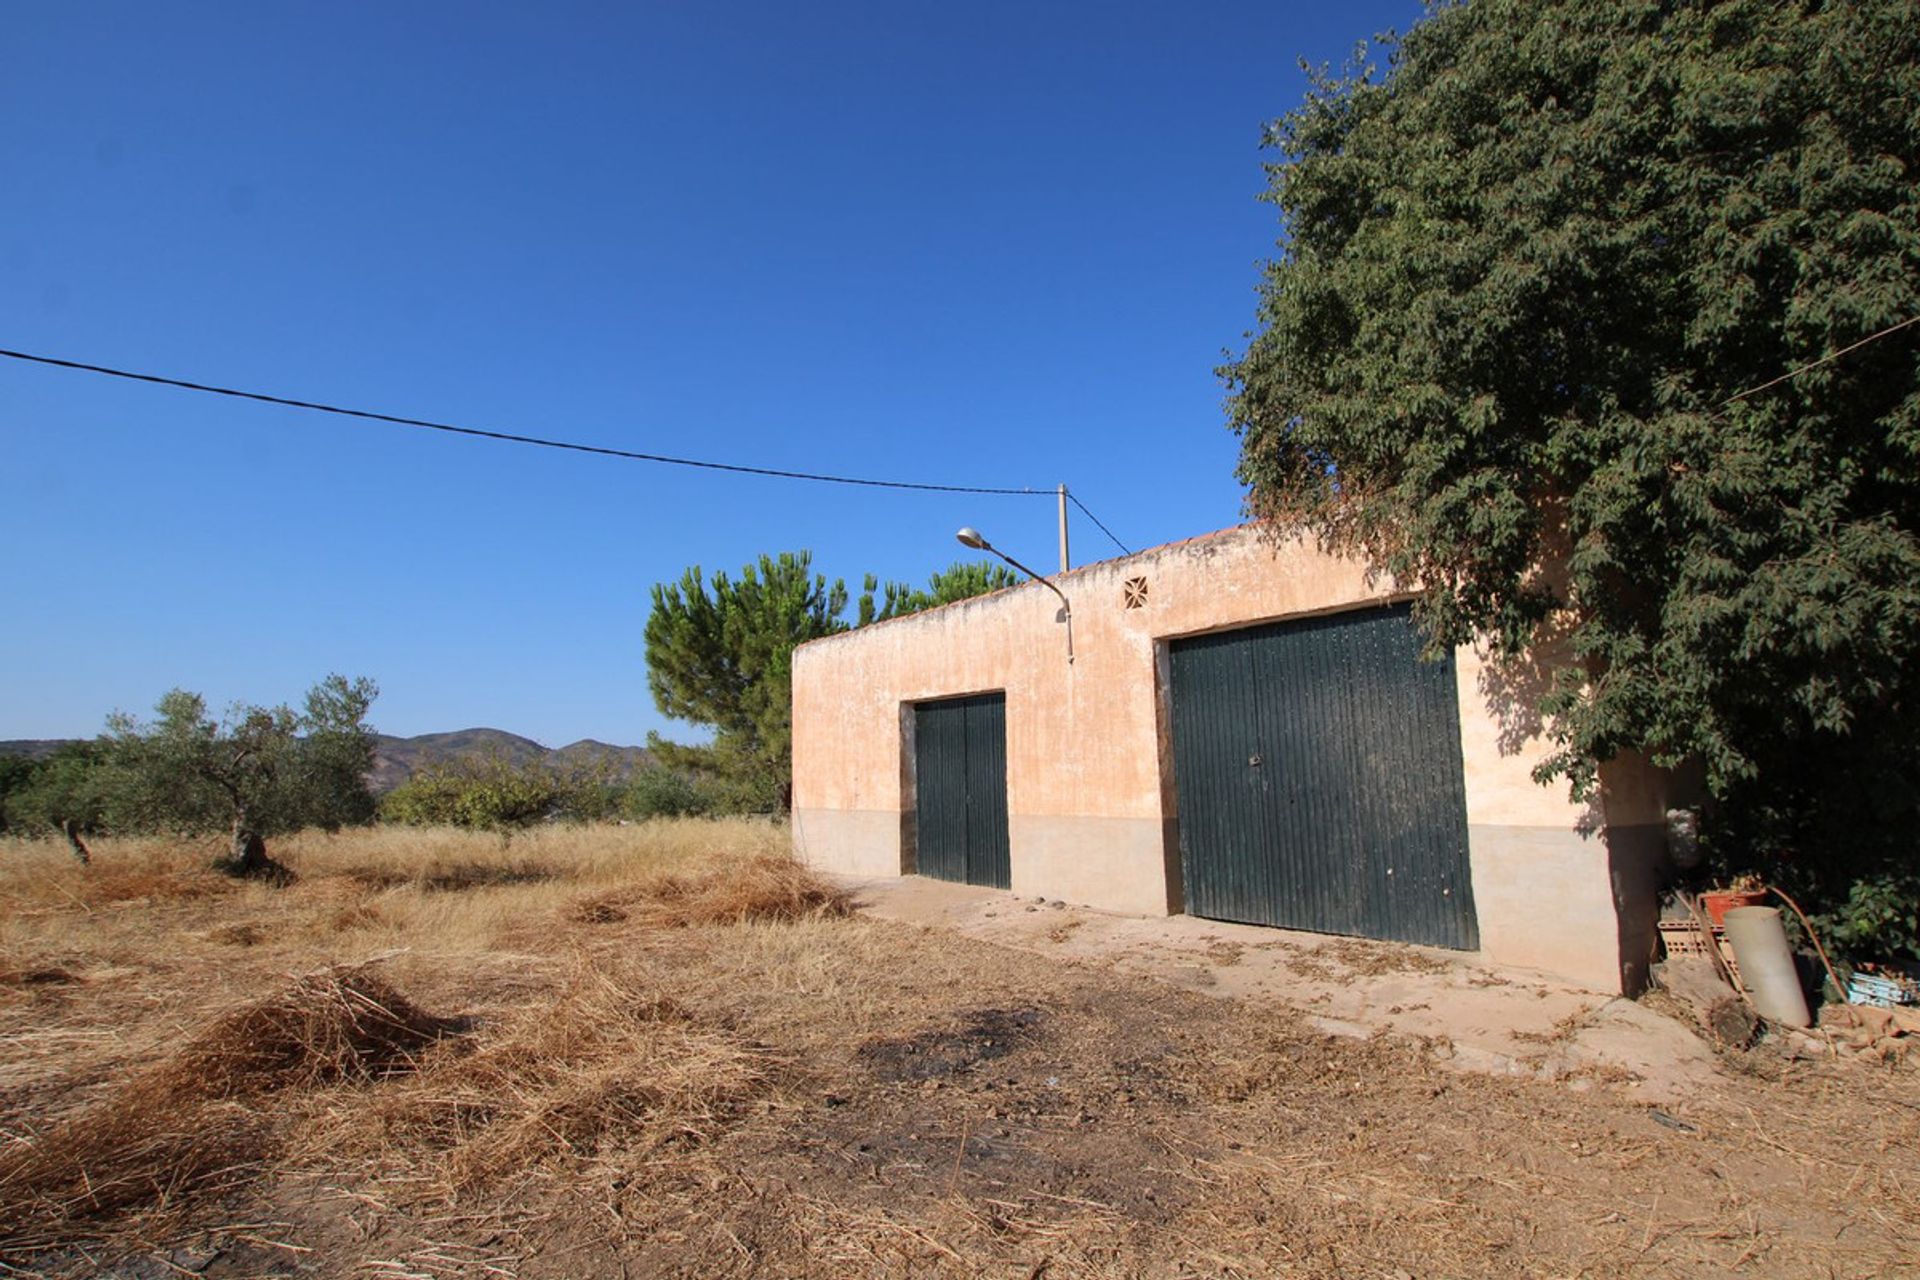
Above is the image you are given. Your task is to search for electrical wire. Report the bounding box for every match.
[12,311,1907,554]
[0,346,1050,497]
[1715,313,1920,411]
[1067,489,1132,556]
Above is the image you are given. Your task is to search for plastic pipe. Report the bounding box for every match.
[1722,906,1812,1028]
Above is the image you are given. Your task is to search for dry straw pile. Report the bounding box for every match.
[0,968,451,1247]
[571,851,854,929]
[324,959,777,1193]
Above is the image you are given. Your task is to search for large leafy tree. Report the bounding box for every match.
[108,674,379,879]
[1225,0,1920,951]
[645,554,1017,810]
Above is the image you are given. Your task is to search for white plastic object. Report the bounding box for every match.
[1721,905,1812,1028]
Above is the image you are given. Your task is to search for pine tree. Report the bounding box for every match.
[645,555,1016,809]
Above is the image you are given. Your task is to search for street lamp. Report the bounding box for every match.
[955,527,1074,664]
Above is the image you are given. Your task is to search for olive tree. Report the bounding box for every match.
[3,743,113,863]
[109,674,379,879]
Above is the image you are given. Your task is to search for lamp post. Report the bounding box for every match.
[956,526,1073,664]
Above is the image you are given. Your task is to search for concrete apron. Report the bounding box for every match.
[836,873,1718,1104]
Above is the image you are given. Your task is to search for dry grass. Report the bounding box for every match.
[274,817,785,888]
[0,817,787,907]
[150,967,454,1099]
[0,818,793,982]
[572,850,854,929]
[0,838,231,916]
[0,966,82,989]
[0,1098,263,1259]
[0,967,453,1252]
[0,819,814,1261]
[322,958,776,1194]
[1,820,1915,1278]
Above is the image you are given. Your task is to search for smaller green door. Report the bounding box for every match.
[913,693,1011,888]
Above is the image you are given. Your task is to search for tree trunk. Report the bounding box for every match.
[59,820,92,866]
[219,818,291,884]
[230,825,267,873]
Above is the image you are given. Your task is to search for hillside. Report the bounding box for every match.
[369,730,653,793]
[0,740,73,762]
[0,730,653,795]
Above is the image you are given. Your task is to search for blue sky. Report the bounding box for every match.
[1,1,1423,746]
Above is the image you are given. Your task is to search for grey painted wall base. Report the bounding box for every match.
[1006,813,1181,917]
[795,808,1651,992]
[792,808,906,878]
[1467,823,1664,992]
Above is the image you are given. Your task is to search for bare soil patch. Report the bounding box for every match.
[856,1006,1045,1081]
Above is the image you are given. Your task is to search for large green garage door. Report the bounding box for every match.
[1168,603,1478,950]
[913,693,1011,889]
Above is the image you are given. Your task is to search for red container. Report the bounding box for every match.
[1701,889,1768,927]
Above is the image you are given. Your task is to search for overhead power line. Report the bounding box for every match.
[1067,490,1132,557]
[1715,313,1920,411]
[0,346,1048,497]
[0,344,1139,556]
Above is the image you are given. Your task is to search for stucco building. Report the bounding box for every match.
[790,524,1675,993]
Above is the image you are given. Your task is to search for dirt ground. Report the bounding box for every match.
[1,826,1915,1279]
[839,873,1730,1100]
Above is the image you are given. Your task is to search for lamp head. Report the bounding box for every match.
[955,526,989,550]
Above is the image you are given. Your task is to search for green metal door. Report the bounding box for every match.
[913,693,1011,889]
[1169,603,1477,950]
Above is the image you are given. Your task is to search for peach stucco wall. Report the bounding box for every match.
[791,524,1660,992]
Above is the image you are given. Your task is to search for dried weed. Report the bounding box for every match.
[320,958,777,1193]
[0,837,232,915]
[576,851,853,930]
[202,921,265,947]
[275,817,788,889]
[0,967,454,1250]
[350,860,558,893]
[7,821,1915,1278]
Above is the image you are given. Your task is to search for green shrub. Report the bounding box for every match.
[621,768,715,821]
[1811,875,1920,966]
[381,755,560,836]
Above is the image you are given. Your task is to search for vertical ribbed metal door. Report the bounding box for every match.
[913,693,1011,889]
[914,698,972,883]
[1169,603,1477,949]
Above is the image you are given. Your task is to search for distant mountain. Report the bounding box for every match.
[0,740,75,762]
[0,730,653,795]
[370,730,653,793]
